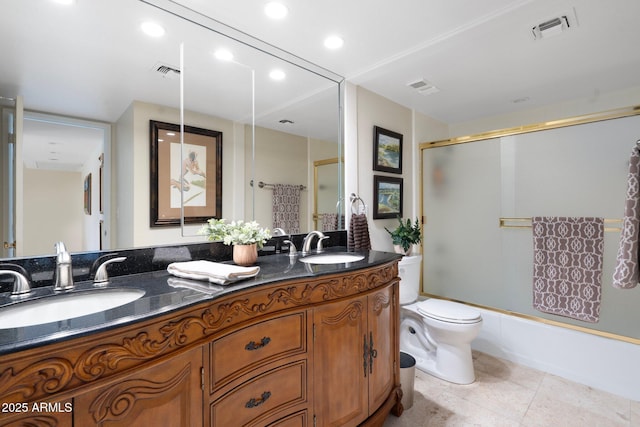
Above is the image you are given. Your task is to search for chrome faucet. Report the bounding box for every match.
[0,265,31,296]
[302,231,326,255]
[93,256,127,285]
[54,241,74,291]
[272,228,287,236]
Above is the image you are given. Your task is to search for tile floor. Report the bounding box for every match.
[383,351,640,427]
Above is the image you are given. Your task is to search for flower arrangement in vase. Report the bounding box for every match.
[199,219,271,266]
[384,216,421,256]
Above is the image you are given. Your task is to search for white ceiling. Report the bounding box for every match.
[174,0,640,123]
[3,0,640,169]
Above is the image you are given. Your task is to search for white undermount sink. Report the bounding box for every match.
[299,253,365,264]
[0,288,145,329]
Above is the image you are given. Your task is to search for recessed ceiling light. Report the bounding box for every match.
[264,2,288,19]
[141,21,165,38]
[214,49,234,62]
[324,35,344,50]
[269,69,286,81]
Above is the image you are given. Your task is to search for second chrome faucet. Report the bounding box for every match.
[54,241,74,291]
[301,231,328,255]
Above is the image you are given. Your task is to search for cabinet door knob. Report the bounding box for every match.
[245,391,271,408]
[245,336,271,351]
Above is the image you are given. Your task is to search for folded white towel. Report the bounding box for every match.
[167,260,260,285]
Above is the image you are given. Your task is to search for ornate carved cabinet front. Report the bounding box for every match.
[74,347,203,426]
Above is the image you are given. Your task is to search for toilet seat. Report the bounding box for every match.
[417,299,481,324]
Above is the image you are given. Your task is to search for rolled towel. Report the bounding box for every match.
[167,260,260,285]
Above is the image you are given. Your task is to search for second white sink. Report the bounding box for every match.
[0,288,145,329]
[299,253,365,264]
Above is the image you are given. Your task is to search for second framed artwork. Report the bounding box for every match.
[373,175,403,219]
[150,120,223,227]
[373,126,403,174]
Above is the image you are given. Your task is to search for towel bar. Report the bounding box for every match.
[249,180,306,190]
[499,217,622,232]
[349,193,367,214]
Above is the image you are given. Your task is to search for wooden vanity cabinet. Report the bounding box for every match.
[313,284,398,427]
[0,259,401,427]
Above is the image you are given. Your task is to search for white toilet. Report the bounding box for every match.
[397,255,482,384]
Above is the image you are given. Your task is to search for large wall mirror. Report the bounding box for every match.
[0,0,343,258]
[421,107,640,342]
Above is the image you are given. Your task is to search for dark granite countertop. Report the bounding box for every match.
[0,248,400,356]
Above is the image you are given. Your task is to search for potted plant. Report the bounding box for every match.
[200,219,271,266]
[385,216,421,256]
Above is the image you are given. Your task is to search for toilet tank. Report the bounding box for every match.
[398,255,422,305]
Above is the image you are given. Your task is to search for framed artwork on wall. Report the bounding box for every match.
[373,126,403,174]
[373,175,403,219]
[150,120,223,227]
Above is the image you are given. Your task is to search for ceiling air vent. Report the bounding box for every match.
[153,63,181,79]
[407,78,440,96]
[532,15,573,40]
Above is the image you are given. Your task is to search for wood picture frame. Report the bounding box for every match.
[150,120,222,227]
[373,175,403,219]
[373,126,403,174]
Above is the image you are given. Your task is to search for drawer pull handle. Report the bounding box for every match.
[245,391,271,408]
[245,336,271,351]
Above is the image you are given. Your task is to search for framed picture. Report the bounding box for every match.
[150,120,223,227]
[84,173,92,215]
[373,126,403,174]
[373,175,403,219]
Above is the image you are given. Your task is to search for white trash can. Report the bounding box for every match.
[399,351,416,410]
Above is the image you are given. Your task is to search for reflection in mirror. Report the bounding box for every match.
[0,96,16,258]
[0,0,343,260]
[313,158,343,231]
[21,112,109,256]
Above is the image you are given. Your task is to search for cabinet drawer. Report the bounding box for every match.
[210,312,306,389]
[211,360,307,427]
[268,410,308,427]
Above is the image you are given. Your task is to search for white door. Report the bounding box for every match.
[0,96,22,258]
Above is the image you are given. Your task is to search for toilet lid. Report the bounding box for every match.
[417,299,481,324]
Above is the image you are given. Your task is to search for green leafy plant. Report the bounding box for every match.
[385,216,421,252]
[199,219,271,249]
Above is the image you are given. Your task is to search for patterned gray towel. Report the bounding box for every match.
[612,146,640,289]
[532,217,604,323]
[272,184,301,234]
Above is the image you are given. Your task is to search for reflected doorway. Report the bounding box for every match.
[20,113,110,256]
[0,97,17,258]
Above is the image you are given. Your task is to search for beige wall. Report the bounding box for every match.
[114,100,329,248]
[245,127,309,233]
[354,87,414,252]
[23,169,83,255]
[114,101,243,248]
[246,126,316,233]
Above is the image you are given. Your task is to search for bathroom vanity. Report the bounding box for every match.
[0,249,402,426]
